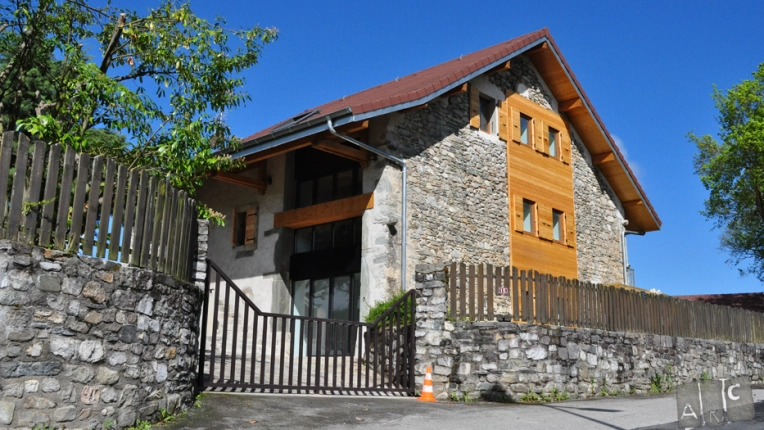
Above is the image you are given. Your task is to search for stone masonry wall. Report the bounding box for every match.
[571,133,626,285]
[0,240,202,429]
[415,264,764,401]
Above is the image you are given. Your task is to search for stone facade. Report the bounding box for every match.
[415,265,764,401]
[0,240,201,429]
[571,132,627,285]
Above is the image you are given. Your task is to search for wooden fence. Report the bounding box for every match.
[0,132,196,281]
[447,262,764,344]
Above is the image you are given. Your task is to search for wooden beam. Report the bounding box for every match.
[591,152,616,166]
[274,192,374,229]
[487,60,511,75]
[313,140,369,168]
[336,120,369,135]
[441,83,468,98]
[210,171,267,195]
[558,98,583,112]
[242,139,311,165]
[527,41,549,55]
[622,199,644,208]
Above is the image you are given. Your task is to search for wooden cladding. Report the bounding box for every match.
[468,85,481,129]
[0,132,196,281]
[273,192,374,229]
[447,263,764,344]
[506,92,571,164]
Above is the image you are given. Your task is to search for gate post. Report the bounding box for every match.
[414,264,451,400]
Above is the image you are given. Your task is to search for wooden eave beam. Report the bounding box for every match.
[274,192,374,229]
[526,41,549,56]
[441,83,468,98]
[336,120,369,135]
[622,199,644,208]
[591,152,616,166]
[210,171,267,195]
[313,139,370,168]
[558,98,583,112]
[242,139,311,165]
[487,60,511,75]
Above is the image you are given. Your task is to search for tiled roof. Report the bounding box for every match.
[241,28,551,143]
[678,293,764,314]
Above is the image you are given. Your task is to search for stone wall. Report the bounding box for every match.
[0,240,202,429]
[414,264,764,401]
[571,132,626,285]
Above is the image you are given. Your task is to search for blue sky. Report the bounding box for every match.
[130,0,764,295]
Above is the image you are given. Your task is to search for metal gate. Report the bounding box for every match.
[197,259,416,395]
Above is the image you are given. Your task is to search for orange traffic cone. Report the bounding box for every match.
[418,365,437,402]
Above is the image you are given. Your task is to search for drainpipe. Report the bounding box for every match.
[326,118,408,292]
[621,225,645,285]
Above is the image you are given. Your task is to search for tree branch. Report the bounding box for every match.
[99,13,126,73]
[754,185,764,224]
[113,69,174,82]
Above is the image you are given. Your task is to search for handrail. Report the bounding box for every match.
[207,258,265,315]
[370,289,416,326]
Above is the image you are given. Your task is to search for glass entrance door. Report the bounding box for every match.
[292,273,361,356]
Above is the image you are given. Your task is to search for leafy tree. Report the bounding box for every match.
[689,63,764,281]
[0,0,277,198]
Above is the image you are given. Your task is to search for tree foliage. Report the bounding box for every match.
[0,0,277,197]
[689,63,764,281]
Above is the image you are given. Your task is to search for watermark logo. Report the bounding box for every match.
[676,377,754,427]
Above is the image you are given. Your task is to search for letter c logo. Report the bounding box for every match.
[728,384,740,401]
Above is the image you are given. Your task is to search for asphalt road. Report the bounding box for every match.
[164,390,764,430]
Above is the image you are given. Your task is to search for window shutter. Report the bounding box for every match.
[565,212,576,248]
[245,207,258,245]
[231,209,240,245]
[514,195,524,232]
[538,203,553,240]
[511,107,521,143]
[469,85,480,129]
[498,99,509,141]
[535,120,546,154]
[561,130,572,164]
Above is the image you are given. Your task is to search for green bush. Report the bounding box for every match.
[364,291,413,325]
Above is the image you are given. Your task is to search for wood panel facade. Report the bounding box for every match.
[503,92,578,279]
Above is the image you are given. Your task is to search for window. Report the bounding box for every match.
[232,205,258,248]
[523,199,535,233]
[552,210,563,242]
[479,96,495,134]
[293,217,362,254]
[548,127,559,158]
[520,114,531,144]
[295,147,363,209]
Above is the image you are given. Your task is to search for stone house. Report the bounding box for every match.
[197,28,661,323]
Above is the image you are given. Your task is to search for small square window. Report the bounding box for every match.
[232,205,258,248]
[523,199,535,233]
[520,114,531,145]
[552,210,563,242]
[548,127,559,158]
[479,96,495,134]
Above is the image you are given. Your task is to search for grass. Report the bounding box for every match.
[364,291,413,325]
[700,370,712,381]
[519,387,570,403]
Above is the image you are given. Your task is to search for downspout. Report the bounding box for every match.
[327,118,408,292]
[622,227,645,285]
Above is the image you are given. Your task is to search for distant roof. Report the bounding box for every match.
[678,293,764,314]
[236,28,661,232]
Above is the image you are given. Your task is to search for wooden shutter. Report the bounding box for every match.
[514,195,524,232]
[538,203,553,240]
[511,107,521,143]
[565,212,576,248]
[469,85,480,129]
[231,209,240,246]
[498,98,509,141]
[244,207,258,245]
[561,130,572,164]
[535,120,546,154]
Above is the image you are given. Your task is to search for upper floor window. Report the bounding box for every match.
[479,96,495,134]
[520,114,531,145]
[294,217,362,254]
[295,147,362,209]
[548,127,559,158]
